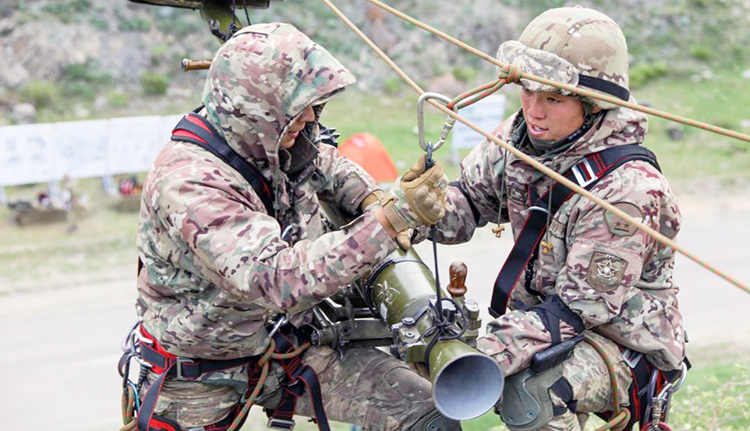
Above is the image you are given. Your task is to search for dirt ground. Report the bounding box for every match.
[1,190,749,431]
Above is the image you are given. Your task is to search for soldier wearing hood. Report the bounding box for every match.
[421,7,686,431]
[131,23,458,431]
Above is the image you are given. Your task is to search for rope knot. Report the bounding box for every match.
[500,65,522,84]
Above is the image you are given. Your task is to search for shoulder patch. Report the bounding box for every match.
[604,202,643,237]
[586,251,628,292]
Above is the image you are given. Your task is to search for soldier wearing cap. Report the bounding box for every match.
[421,7,686,431]
[129,23,459,431]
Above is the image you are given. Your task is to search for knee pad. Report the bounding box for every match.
[496,364,564,431]
[406,409,462,431]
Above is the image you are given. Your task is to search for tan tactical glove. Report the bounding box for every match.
[382,155,448,233]
[395,229,413,250]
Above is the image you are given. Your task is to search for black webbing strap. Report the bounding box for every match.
[551,377,578,416]
[171,114,276,217]
[489,145,660,318]
[527,295,585,345]
[266,327,330,431]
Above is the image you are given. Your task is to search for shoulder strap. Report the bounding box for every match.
[489,145,660,318]
[171,114,276,217]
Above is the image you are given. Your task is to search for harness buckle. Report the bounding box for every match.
[176,357,198,380]
[267,418,296,430]
[571,158,598,187]
[621,348,643,368]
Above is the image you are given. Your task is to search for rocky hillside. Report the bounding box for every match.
[1,0,748,124]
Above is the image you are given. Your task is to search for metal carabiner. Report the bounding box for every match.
[121,320,140,352]
[268,314,288,338]
[417,92,456,153]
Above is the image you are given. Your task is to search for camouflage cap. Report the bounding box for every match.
[497,6,630,109]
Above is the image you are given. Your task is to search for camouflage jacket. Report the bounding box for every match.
[136,23,396,360]
[434,107,685,374]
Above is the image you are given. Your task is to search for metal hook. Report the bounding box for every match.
[268,314,288,338]
[417,92,455,152]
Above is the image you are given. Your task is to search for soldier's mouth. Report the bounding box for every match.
[527,123,548,136]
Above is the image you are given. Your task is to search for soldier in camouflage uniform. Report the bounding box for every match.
[134,23,457,431]
[421,7,686,431]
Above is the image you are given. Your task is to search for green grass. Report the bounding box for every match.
[632,70,750,184]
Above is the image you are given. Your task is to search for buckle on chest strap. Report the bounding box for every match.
[571,158,598,187]
[268,418,296,430]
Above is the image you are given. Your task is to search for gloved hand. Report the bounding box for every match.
[395,229,413,251]
[382,155,448,233]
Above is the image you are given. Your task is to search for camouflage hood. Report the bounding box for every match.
[504,105,649,184]
[201,22,356,179]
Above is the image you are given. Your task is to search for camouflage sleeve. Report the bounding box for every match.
[314,144,380,214]
[423,137,509,244]
[155,164,396,315]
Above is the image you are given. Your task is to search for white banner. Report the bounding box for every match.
[0,115,185,186]
[0,123,56,186]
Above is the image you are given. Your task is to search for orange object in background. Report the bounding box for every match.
[338,133,398,182]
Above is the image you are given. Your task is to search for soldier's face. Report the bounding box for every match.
[520,88,586,142]
[280,105,316,149]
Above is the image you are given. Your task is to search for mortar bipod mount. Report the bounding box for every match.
[417,92,458,154]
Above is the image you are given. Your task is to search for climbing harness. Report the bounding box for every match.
[118,320,330,431]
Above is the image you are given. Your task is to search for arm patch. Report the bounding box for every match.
[585,251,628,292]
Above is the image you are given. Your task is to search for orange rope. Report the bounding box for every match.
[362,0,750,144]
[320,0,750,294]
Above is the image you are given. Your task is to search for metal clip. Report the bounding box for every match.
[417,92,455,153]
[267,417,296,430]
[268,314,288,338]
[121,320,140,352]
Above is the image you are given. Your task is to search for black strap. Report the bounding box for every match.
[550,377,578,416]
[578,75,630,102]
[265,326,331,431]
[527,295,585,345]
[489,145,660,318]
[171,114,276,217]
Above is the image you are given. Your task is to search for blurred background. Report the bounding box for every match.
[1,1,749,430]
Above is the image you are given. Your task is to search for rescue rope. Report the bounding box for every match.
[119,339,311,431]
[584,335,631,431]
[361,0,750,144]
[320,0,750,295]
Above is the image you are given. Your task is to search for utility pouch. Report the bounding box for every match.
[530,334,584,374]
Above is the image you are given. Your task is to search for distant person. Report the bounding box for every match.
[120,23,456,431]
[419,7,686,431]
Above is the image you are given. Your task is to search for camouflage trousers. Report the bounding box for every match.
[146,345,437,431]
[495,332,633,431]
